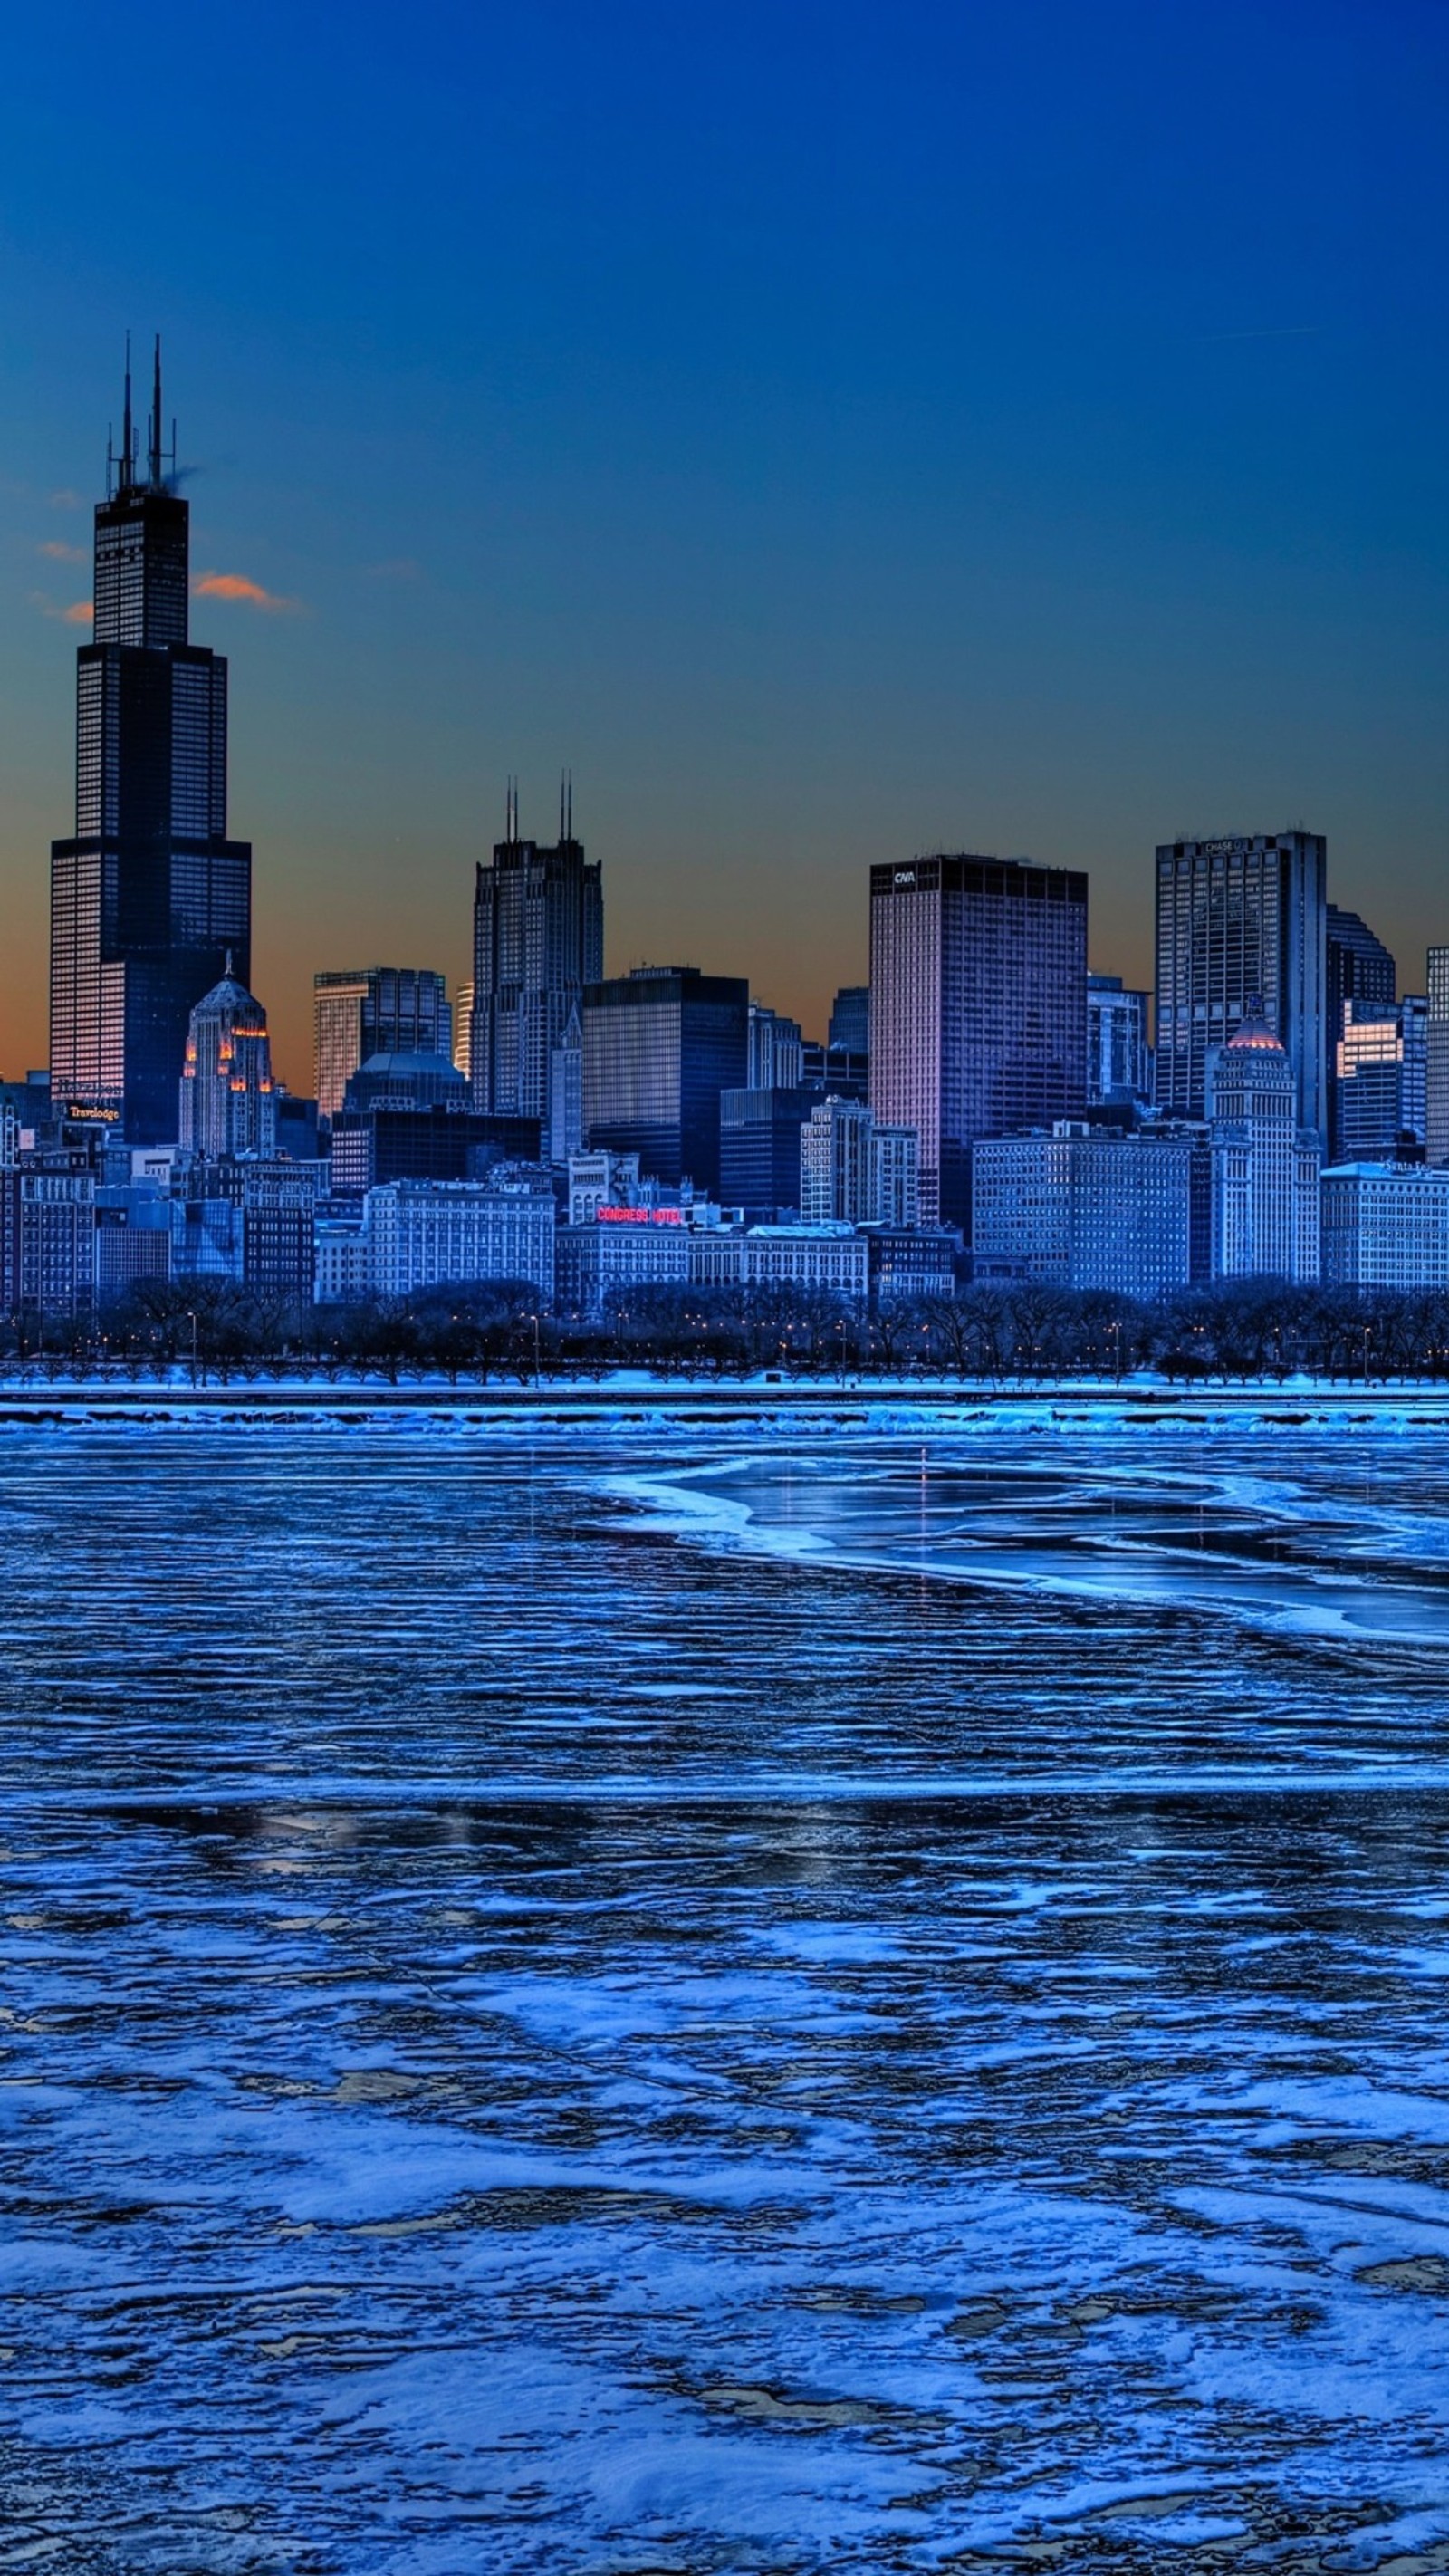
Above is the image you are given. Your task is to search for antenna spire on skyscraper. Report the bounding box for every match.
[120,334,134,491]
[149,336,163,488]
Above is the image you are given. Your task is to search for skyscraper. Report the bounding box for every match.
[869,854,1088,1228]
[581,967,748,1192]
[1086,974,1150,1104]
[470,780,603,1121]
[1204,1011,1320,1282]
[1426,947,1449,1169]
[1154,831,1327,1140]
[1325,905,1396,1155]
[178,961,277,1158]
[827,985,870,1057]
[313,967,452,1120]
[50,344,253,1144]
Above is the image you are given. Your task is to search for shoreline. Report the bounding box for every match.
[0,1371,1445,1419]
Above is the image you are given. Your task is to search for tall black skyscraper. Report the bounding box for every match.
[49,344,252,1143]
[470,779,603,1121]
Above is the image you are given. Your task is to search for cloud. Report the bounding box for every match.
[31,593,93,624]
[365,556,420,582]
[193,570,300,613]
[48,488,82,509]
[37,540,86,563]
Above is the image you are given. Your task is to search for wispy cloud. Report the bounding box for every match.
[37,539,86,563]
[193,570,301,614]
[48,488,82,509]
[365,556,420,582]
[31,592,93,624]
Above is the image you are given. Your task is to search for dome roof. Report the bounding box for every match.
[1226,1012,1285,1053]
[355,1050,464,1082]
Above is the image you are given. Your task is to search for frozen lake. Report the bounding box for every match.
[3,1400,1449,2571]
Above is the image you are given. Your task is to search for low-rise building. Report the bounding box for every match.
[365,1178,556,1302]
[1321,1161,1449,1289]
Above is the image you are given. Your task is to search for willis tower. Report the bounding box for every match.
[50,344,252,1142]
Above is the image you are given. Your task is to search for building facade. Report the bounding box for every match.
[747,1004,805,1091]
[1204,1016,1320,1283]
[363,1178,556,1303]
[719,1085,819,1224]
[582,967,749,1194]
[1087,974,1150,1105]
[1155,831,1328,1141]
[49,346,253,1144]
[869,854,1088,1229]
[1426,947,1449,1170]
[470,784,603,1123]
[828,985,870,1057]
[1336,997,1427,1161]
[313,968,452,1120]
[178,964,277,1158]
[1321,1163,1449,1290]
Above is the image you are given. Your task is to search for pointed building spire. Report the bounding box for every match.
[120,333,134,491]
[149,335,163,488]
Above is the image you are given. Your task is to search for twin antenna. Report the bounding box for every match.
[503,772,576,844]
[107,333,177,498]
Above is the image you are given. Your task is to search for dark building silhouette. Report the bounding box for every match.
[719,1083,825,1222]
[49,344,253,1143]
[471,779,603,1121]
[329,1103,542,1196]
[582,967,749,1193]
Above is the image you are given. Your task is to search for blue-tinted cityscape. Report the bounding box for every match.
[5,345,1449,1370]
[7,13,1449,2571]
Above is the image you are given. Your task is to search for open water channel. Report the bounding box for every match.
[2,1396,1449,2571]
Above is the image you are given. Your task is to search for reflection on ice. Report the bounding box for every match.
[1,1409,1449,2570]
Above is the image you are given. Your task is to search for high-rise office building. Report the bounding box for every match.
[869,854,1088,1228]
[470,780,603,1121]
[453,982,475,1083]
[178,962,277,1159]
[800,1098,875,1225]
[719,1084,820,1223]
[1155,831,1327,1140]
[747,1004,804,1090]
[1204,1013,1320,1282]
[313,967,452,1120]
[1336,996,1427,1160]
[827,985,870,1057]
[547,1002,584,1168]
[49,345,253,1143]
[1326,906,1396,1154]
[581,967,749,1193]
[1086,974,1150,1104]
[1427,947,1449,1168]
[798,1097,920,1227]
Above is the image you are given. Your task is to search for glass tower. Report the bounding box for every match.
[312,967,452,1120]
[49,343,253,1143]
[869,854,1089,1229]
[581,967,749,1192]
[1154,831,1327,1142]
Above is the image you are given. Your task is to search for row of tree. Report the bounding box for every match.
[1,1274,1446,1383]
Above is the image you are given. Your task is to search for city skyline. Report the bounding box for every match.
[4,2,1449,1081]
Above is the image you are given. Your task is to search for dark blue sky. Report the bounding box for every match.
[2,0,1446,1081]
